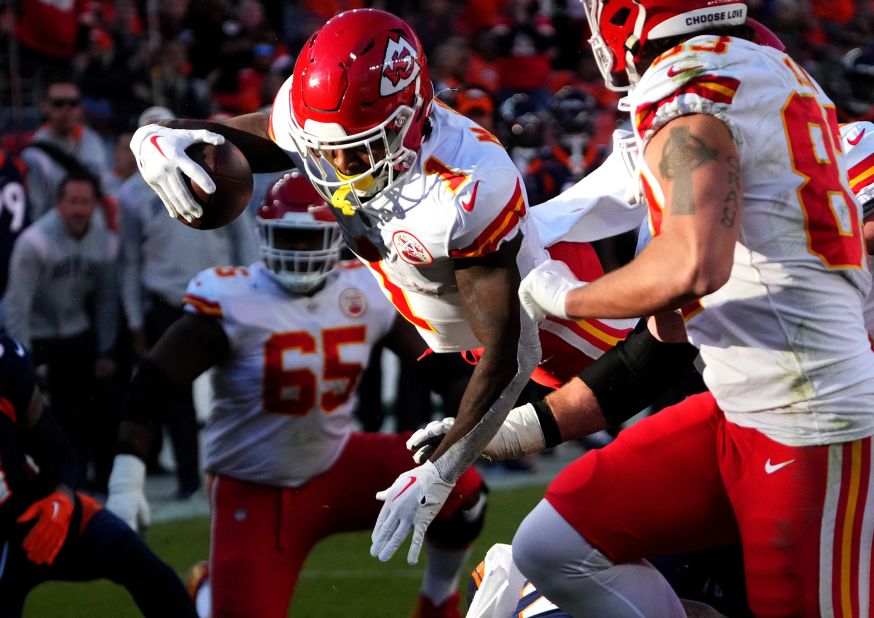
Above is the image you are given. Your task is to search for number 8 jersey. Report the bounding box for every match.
[631,35,874,446]
[183,261,396,487]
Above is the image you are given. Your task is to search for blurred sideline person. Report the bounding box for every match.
[127,9,638,567]
[514,1,874,616]
[20,80,111,223]
[0,335,195,618]
[118,106,259,498]
[106,173,486,618]
[4,172,118,490]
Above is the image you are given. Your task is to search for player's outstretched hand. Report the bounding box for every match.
[17,490,74,565]
[518,259,585,322]
[371,461,455,565]
[106,454,151,533]
[130,124,225,222]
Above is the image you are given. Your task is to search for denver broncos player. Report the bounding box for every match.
[0,149,28,301]
[105,172,486,618]
[516,0,874,616]
[0,335,195,617]
[126,7,635,569]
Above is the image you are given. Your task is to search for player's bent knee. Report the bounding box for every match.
[513,500,611,590]
[427,481,488,548]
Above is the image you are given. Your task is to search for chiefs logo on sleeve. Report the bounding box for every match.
[381,36,420,96]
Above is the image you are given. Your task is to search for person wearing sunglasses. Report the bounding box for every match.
[20,81,111,223]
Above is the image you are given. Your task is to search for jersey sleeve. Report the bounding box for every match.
[267,75,303,160]
[631,35,744,150]
[183,266,250,342]
[446,165,527,259]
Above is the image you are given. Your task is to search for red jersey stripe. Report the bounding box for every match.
[449,179,526,259]
[183,294,223,318]
[366,261,436,333]
[635,75,740,135]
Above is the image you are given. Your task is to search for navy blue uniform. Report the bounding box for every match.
[0,151,28,298]
[0,336,196,618]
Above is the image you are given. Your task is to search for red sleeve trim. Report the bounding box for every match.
[849,152,874,195]
[183,294,223,318]
[449,178,526,258]
[635,75,740,135]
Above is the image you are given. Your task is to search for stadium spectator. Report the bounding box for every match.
[117,107,258,498]
[107,172,486,618]
[514,2,874,616]
[20,81,112,223]
[0,334,196,618]
[4,172,118,491]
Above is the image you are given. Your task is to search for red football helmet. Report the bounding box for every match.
[256,171,342,293]
[287,9,433,210]
[582,0,748,91]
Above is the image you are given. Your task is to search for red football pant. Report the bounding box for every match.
[533,242,632,389]
[208,432,483,618]
[546,391,874,618]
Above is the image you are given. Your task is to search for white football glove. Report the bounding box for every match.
[407,404,547,464]
[130,124,225,222]
[106,454,151,533]
[518,259,585,322]
[370,460,455,565]
[406,418,455,465]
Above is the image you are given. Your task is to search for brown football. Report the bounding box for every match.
[182,141,253,230]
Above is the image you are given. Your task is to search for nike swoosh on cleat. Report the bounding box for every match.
[461,181,480,212]
[149,135,167,158]
[666,65,702,78]
[764,458,796,474]
[848,129,866,146]
[393,475,417,501]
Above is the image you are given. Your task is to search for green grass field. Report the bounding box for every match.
[23,484,547,617]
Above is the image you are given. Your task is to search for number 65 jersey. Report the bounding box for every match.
[631,35,874,445]
[183,261,396,488]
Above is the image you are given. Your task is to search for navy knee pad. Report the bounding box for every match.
[426,482,488,548]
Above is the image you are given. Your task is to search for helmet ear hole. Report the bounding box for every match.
[611,7,631,25]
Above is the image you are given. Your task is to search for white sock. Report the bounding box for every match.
[421,541,472,605]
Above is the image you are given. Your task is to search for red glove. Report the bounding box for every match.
[17,491,74,565]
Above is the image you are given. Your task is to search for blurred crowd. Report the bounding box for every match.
[0,0,873,497]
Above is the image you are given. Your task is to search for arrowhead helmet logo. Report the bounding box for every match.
[380,36,420,96]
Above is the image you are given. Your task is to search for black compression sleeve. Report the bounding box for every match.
[117,359,187,457]
[577,319,699,425]
[22,407,79,490]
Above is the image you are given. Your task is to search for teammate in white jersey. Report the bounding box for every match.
[513,1,874,616]
[842,121,874,336]
[125,8,633,568]
[105,173,486,618]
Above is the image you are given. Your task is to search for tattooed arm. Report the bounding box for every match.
[560,113,742,319]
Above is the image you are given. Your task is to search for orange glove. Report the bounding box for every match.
[16,491,74,565]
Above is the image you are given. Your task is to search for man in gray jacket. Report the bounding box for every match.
[117,115,258,497]
[4,172,118,488]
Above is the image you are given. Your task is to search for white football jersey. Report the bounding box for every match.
[183,262,395,487]
[631,35,874,445]
[271,81,545,352]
